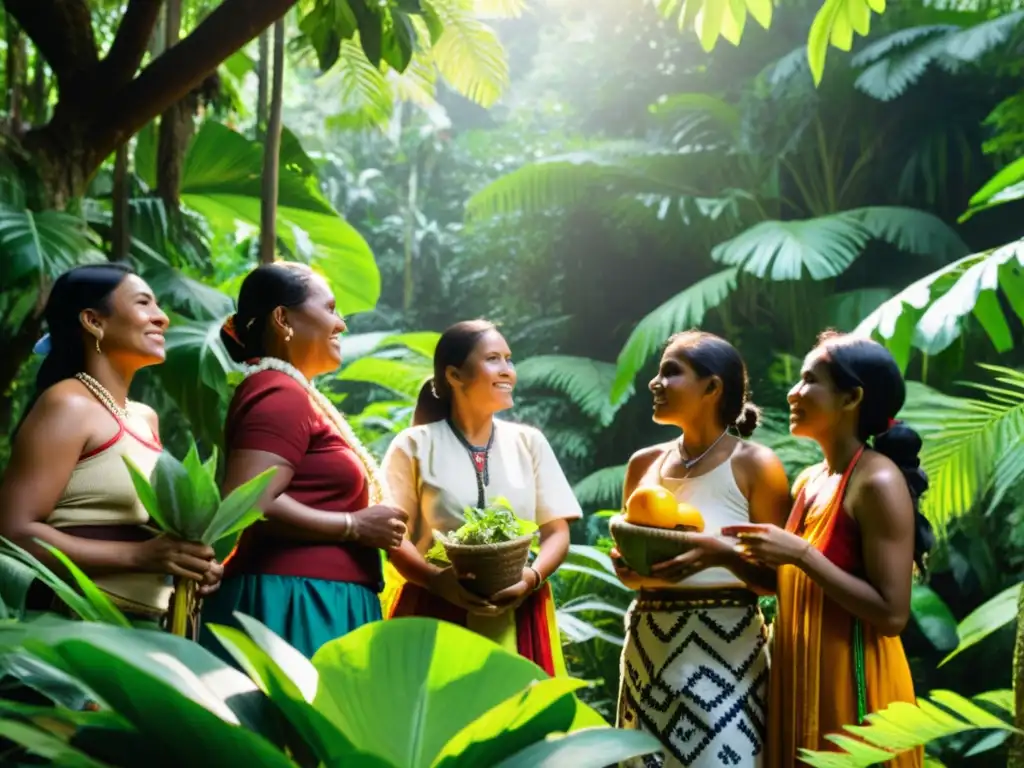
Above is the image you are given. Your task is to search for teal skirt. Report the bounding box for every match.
[198,574,381,661]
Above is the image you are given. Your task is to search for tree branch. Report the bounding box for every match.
[88,0,297,163]
[3,0,97,96]
[98,0,166,91]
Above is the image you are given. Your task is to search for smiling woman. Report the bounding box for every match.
[0,263,220,625]
[381,319,583,675]
[198,262,408,660]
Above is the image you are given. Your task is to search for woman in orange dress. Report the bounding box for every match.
[724,332,931,768]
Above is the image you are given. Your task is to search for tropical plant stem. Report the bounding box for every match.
[169,577,195,637]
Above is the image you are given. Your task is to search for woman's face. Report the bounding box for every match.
[282,273,346,378]
[648,343,717,427]
[449,330,516,414]
[787,346,857,438]
[85,274,169,367]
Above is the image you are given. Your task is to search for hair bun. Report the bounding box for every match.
[733,402,761,438]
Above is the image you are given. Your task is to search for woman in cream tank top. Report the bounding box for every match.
[612,331,791,768]
[0,264,220,623]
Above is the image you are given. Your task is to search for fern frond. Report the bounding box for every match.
[515,355,631,427]
[799,689,1019,768]
[325,40,394,131]
[573,465,627,509]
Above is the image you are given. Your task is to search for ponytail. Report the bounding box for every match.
[874,421,933,573]
[413,378,450,426]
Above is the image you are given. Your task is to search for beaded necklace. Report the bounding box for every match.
[75,372,130,420]
[446,417,494,509]
[242,357,384,505]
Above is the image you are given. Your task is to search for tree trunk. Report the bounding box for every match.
[29,48,47,124]
[111,143,131,261]
[6,14,25,130]
[1009,587,1024,767]
[256,29,269,140]
[156,0,195,215]
[258,18,284,265]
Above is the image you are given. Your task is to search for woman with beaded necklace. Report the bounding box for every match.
[0,263,220,625]
[381,319,582,674]
[612,331,791,768]
[198,262,408,660]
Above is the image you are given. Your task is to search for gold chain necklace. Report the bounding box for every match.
[74,372,130,420]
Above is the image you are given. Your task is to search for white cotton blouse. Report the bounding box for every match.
[381,418,583,552]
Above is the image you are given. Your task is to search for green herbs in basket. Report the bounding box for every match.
[426,498,538,564]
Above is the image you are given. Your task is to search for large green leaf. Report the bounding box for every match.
[940,582,1022,666]
[376,331,442,360]
[806,0,886,85]
[909,584,958,652]
[611,268,738,402]
[857,239,1024,364]
[0,717,114,768]
[799,689,1018,767]
[309,617,597,768]
[201,467,277,545]
[337,356,433,400]
[493,727,663,767]
[426,0,509,108]
[515,356,631,427]
[0,205,104,285]
[141,121,379,315]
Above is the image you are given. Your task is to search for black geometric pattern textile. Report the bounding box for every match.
[617,603,769,768]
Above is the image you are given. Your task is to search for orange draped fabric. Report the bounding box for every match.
[768,449,921,768]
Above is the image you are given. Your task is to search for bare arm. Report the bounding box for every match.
[0,386,211,580]
[223,448,406,548]
[612,444,678,590]
[799,459,915,635]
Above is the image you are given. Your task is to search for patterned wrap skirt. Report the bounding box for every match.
[617,588,769,768]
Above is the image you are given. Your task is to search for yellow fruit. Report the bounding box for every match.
[625,486,705,531]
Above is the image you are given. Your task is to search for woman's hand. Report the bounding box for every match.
[428,566,498,615]
[487,568,541,615]
[610,547,647,590]
[352,505,409,550]
[132,536,216,581]
[721,523,811,567]
[199,561,224,597]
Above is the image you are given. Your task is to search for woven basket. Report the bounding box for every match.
[609,515,696,577]
[443,534,535,597]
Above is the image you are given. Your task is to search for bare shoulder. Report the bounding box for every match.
[627,442,670,473]
[847,450,914,527]
[14,380,97,450]
[732,440,785,476]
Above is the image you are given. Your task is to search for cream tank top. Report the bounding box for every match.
[47,405,172,615]
[638,442,751,589]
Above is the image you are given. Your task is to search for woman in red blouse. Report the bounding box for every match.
[198,263,408,659]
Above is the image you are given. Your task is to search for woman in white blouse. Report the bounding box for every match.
[381,319,582,674]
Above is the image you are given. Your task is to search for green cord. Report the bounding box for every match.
[853,617,868,724]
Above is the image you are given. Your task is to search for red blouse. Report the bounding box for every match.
[222,370,382,590]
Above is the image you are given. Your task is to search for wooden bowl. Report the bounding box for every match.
[608,515,696,577]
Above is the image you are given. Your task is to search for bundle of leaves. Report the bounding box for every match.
[443,498,538,545]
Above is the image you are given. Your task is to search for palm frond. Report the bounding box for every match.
[799,690,1018,767]
[852,12,1024,101]
[611,268,738,402]
[325,40,394,131]
[857,238,1024,365]
[900,372,1024,534]
[515,356,630,427]
[710,207,962,282]
[0,205,104,285]
[573,465,627,509]
[426,0,509,108]
[465,145,727,221]
[939,581,1022,666]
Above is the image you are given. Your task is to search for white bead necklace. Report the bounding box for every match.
[242,357,384,505]
[75,372,130,420]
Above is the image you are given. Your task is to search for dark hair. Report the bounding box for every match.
[666,330,761,438]
[15,263,135,435]
[817,331,934,571]
[221,263,313,363]
[413,319,498,426]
